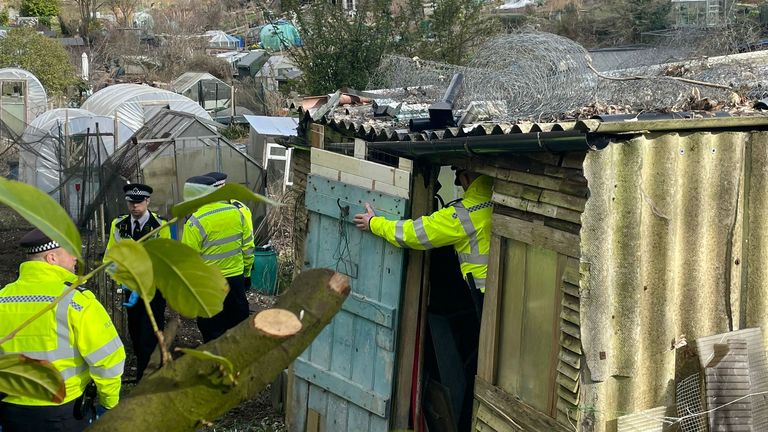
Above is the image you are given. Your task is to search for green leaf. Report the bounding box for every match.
[0,354,65,403]
[171,183,277,219]
[176,348,235,376]
[144,238,229,318]
[0,178,81,260]
[104,240,155,300]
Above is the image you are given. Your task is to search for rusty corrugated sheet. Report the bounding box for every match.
[580,130,768,431]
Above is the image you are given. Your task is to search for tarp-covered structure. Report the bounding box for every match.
[18,108,133,222]
[81,84,211,139]
[107,109,268,245]
[258,20,301,51]
[0,68,48,136]
[171,72,231,113]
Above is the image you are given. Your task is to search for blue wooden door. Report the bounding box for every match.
[293,174,408,432]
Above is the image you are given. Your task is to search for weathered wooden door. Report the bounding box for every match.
[293,174,408,431]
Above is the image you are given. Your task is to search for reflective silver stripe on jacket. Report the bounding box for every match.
[83,335,123,365]
[0,290,80,363]
[412,219,434,248]
[91,359,125,378]
[453,202,491,267]
[394,221,407,247]
[202,233,241,248]
[189,205,242,242]
[201,248,242,261]
[473,278,486,290]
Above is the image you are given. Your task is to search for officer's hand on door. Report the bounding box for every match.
[353,203,376,231]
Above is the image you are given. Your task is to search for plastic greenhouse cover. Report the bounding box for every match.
[19,108,133,200]
[81,84,211,134]
[0,68,48,121]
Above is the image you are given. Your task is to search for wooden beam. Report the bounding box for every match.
[477,235,503,383]
[392,163,436,431]
[474,377,570,432]
[492,192,582,225]
[492,214,580,258]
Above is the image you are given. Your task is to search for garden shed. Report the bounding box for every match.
[81,83,211,141]
[171,72,232,113]
[285,105,768,432]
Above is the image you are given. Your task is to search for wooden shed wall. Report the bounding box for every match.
[464,153,588,432]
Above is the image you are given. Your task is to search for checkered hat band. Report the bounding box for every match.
[212,180,225,187]
[126,189,151,197]
[26,241,59,254]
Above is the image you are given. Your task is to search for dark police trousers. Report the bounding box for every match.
[126,291,166,381]
[0,398,89,432]
[197,275,249,343]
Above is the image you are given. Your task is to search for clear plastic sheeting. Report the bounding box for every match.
[171,73,232,112]
[81,84,212,135]
[18,108,131,221]
[0,68,48,135]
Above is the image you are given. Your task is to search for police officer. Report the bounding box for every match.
[353,168,492,314]
[0,229,125,431]
[181,175,255,342]
[105,183,170,381]
[204,171,255,290]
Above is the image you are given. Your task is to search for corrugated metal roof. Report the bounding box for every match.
[579,129,768,431]
[308,110,768,144]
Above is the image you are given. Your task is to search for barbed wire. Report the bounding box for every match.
[368,31,768,122]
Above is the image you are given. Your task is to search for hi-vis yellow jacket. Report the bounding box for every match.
[0,261,125,408]
[231,200,255,277]
[105,211,171,252]
[370,175,493,292]
[182,202,255,278]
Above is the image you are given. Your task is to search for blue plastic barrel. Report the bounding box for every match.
[251,245,278,295]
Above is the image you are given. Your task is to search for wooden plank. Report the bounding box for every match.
[372,180,409,199]
[560,308,580,326]
[347,404,371,432]
[306,175,407,219]
[560,152,586,169]
[478,235,504,382]
[474,377,570,432]
[343,292,395,328]
[476,403,521,432]
[562,283,579,298]
[492,192,582,224]
[307,409,322,432]
[290,376,310,432]
[326,394,349,431]
[493,180,543,202]
[354,138,366,159]
[496,239,526,395]
[561,295,579,313]
[492,213,580,258]
[561,321,579,339]
[311,164,341,181]
[559,333,582,355]
[393,164,435,431]
[540,190,587,212]
[556,373,578,394]
[330,312,355,381]
[557,361,579,382]
[294,358,389,417]
[310,124,325,149]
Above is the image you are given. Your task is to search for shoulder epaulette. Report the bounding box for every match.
[231,200,244,209]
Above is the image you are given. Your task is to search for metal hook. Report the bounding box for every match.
[337,198,349,218]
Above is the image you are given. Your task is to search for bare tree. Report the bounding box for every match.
[108,0,139,28]
[73,0,106,44]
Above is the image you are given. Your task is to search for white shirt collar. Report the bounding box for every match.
[131,211,151,233]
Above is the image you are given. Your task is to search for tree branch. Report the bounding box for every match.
[586,57,735,91]
[87,269,350,431]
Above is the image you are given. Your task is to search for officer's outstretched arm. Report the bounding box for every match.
[369,206,464,250]
[75,294,126,409]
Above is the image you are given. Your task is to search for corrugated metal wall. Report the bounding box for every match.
[580,131,768,431]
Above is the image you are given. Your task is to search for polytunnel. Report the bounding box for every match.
[81,84,212,137]
[0,68,48,136]
[18,108,133,221]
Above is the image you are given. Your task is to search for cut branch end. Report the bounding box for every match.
[252,308,302,337]
[329,272,350,296]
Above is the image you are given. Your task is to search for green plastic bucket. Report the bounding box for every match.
[251,245,278,295]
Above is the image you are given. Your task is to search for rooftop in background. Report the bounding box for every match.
[244,115,298,137]
[171,72,230,95]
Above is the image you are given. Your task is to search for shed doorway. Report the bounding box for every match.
[421,175,483,432]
